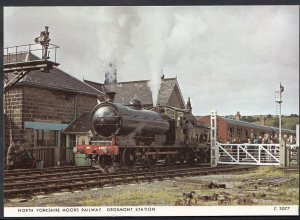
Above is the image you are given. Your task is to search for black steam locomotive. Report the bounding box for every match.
[74,92,210,168]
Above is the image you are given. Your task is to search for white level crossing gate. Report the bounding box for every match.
[217,143,280,165]
[210,111,282,166]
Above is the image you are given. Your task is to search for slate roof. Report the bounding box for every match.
[63,112,91,134]
[222,117,296,134]
[157,78,183,107]
[84,78,186,108]
[104,80,152,106]
[4,52,102,96]
[83,79,105,92]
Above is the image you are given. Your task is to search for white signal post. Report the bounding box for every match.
[210,111,218,167]
[275,82,284,143]
[275,82,287,167]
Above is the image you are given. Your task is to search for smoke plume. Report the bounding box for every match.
[5,7,299,115]
[95,7,176,106]
[95,7,140,83]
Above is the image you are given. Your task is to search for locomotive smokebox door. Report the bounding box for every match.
[91,105,120,137]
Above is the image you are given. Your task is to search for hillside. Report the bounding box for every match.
[251,116,298,130]
[197,114,299,131]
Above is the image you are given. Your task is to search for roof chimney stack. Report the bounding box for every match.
[235,111,241,121]
[186,97,192,113]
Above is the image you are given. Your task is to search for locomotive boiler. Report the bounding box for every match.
[91,99,170,139]
[74,92,211,169]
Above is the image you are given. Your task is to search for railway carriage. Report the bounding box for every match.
[73,93,210,169]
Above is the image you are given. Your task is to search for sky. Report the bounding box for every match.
[4,6,299,116]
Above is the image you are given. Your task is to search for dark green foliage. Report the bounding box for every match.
[240,116,247,121]
[240,116,258,122]
[273,118,279,127]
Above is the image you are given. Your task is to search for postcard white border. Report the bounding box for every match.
[4,205,299,217]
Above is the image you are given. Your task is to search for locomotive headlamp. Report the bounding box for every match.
[73,147,78,153]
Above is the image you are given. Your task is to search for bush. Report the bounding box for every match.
[273,118,279,127]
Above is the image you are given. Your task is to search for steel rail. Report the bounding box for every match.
[4,165,255,198]
[4,164,211,183]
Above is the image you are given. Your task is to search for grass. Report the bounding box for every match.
[233,166,298,180]
[80,182,193,206]
[5,167,299,207]
[231,166,299,205]
[79,167,299,206]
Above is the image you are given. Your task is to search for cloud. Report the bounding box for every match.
[4,6,299,115]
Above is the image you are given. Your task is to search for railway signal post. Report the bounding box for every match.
[210,111,218,167]
[275,82,284,143]
[275,82,287,167]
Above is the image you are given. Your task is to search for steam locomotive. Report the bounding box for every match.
[73,92,210,169]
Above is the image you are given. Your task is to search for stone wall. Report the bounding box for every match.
[4,85,98,148]
[3,86,24,147]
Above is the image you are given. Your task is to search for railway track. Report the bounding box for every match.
[4,165,255,199]
[4,163,210,182]
[4,166,94,178]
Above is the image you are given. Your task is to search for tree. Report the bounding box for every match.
[240,116,247,122]
[266,114,272,119]
[246,116,256,122]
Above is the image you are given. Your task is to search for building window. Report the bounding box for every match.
[229,127,234,137]
[70,135,77,147]
[36,130,58,146]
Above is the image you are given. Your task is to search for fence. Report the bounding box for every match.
[27,146,75,167]
[4,43,59,64]
[289,144,299,165]
[217,143,280,165]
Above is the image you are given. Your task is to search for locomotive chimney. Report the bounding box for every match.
[105,92,116,102]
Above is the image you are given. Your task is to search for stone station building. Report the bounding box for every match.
[4,52,102,166]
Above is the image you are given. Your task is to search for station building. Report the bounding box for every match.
[4,52,102,166]
[198,111,296,143]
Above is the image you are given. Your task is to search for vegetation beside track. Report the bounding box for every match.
[5,166,298,206]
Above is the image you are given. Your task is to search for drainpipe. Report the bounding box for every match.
[73,95,78,120]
